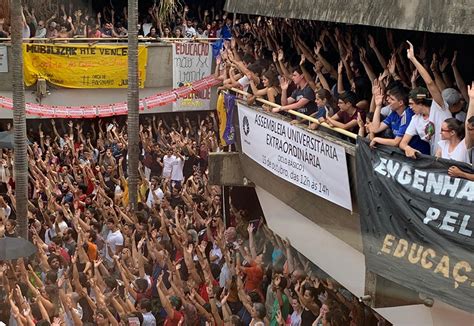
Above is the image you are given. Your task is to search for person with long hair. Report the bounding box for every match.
[435,118,469,163]
[248,70,282,110]
[309,89,336,129]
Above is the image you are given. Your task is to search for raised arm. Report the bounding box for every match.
[368,34,387,69]
[466,83,474,149]
[406,41,444,108]
[451,51,469,102]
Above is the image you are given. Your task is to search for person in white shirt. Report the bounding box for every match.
[436,118,469,163]
[34,21,47,38]
[137,298,156,326]
[0,195,11,219]
[46,212,69,241]
[400,41,451,158]
[162,149,176,179]
[170,150,185,187]
[448,83,474,180]
[184,20,197,38]
[146,176,164,208]
[105,219,124,263]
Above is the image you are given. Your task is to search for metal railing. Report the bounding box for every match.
[230,87,357,140]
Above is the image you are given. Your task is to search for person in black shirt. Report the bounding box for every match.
[273,67,317,116]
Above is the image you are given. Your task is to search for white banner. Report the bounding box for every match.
[172,43,212,111]
[0,46,8,73]
[238,103,352,210]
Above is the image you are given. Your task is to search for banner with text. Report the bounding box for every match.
[238,103,352,210]
[356,138,474,313]
[0,46,8,73]
[23,44,148,88]
[172,43,212,111]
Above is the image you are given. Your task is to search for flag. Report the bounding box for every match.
[216,92,227,146]
[223,93,236,145]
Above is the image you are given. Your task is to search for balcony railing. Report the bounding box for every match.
[230,87,357,140]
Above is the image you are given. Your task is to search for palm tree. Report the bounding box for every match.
[11,0,28,238]
[127,0,139,212]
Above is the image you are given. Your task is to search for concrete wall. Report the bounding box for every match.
[144,44,173,88]
[0,44,13,91]
[225,0,474,35]
[0,43,174,91]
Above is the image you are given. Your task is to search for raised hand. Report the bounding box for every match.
[468,81,474,100]
[439,57,449,73]
[359,47,367,62]
[372,80,384,107]
[314,41,322,55]
[430,53,439,72]
[387,55,397,75]
[337,61,344,75]
[247,223,254,234]
[367,34,376,49]
[299,54,305,66]
[279,77,289,91]
[357,112,365,130]
[451,51,458,67]
[277,48,284,62]
[406,41,415,61]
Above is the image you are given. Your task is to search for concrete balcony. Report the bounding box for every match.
[209,101,474,325]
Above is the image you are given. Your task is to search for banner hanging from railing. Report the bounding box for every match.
[0,75,221,118]
[356,138,474,313]
[172,43,213,111]
[23,44,148,88]
[238,103,352,210]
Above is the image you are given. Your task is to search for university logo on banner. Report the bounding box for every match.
[22,44,148,88]
[356,138,474,313]
[172,43,212,111]
[238,103,352,210]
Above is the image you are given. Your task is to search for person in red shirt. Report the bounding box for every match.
[236,224,266,301]
[157,273,184,326]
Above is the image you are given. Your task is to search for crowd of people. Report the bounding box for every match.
[2,3,474,326]
[216,18,474,176]
[0,0,229,40]
[0,111,386,326]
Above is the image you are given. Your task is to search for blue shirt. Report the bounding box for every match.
[315,106,328,119]
[383,107,414,138]
[221,25,232,39]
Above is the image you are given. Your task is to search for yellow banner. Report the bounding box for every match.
[23,43,148,88]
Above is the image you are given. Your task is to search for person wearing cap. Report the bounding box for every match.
[399,41,452,158]
[46,21,58,38]
[442,88,466,122]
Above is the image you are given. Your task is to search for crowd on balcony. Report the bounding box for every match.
[0,1,230,40]
[217,18,474,177]
[0,111,385,326]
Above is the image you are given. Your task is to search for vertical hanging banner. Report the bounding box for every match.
[238,103,352,210]
[22,44,148,88]
[356,138,474,313]
[0,45,8,73]
[172,43,213,111]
